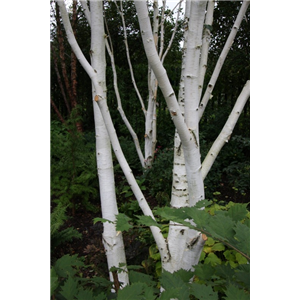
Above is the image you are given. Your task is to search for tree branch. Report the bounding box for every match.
[201,80,250,179]
[198,0,250,122]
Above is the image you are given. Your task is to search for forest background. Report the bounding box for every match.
[49,0,250,298]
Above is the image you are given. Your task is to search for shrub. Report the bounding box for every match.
[51,119,99,215]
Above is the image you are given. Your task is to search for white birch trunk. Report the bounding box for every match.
[56,0,129,287]
[89,1,129,287]
[135,0,208,275]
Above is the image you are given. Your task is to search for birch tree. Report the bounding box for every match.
[54,0,250,294]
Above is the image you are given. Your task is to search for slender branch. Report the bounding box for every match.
[161,0,182,64]
[105,38,146,168]
[201,80,250,179]
[198,0,214,101]
[79,0,91,26]
[115,0,146,115]
[158,0,166,60]
[198,0,250,122]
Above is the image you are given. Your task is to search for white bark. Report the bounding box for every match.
[201,80,250,179]
[56,0,130,287]
[134,1,205,208]
[198,0,250,121]
[89,1,129,287]
[105,39,146,168]
[198,0,214,101]
[56,0,170,265]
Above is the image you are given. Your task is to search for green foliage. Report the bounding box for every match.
[51,254,112,299]
[92,201,249,298]
[51,203,82,251]
[143,147,174,199]
[51,119,99,214]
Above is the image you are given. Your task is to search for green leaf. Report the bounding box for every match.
[236,252,248,265]
[227,203,249,222]
[149,244,161,261]
[54,254,85,278]
[190,283,218,299]
[159,270,191,299]
[117,282,145,300]
[206,237,216,246]
[159,287,189,300]
[225,284,250,300]
[116,213,133,232]
[234,264,250,290]
[205,211,235,242]
[51,267,59,296]
[211,242,225,252]
[136,215,162,228]
[204,253,222,266]
[59,276,78,300]
[129,270,155,286]
[234,222,250,257]
[93,217,113,225]
[194,264,215,281]
[76,288,94,300]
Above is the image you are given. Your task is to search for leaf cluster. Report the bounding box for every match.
[51,203,82,253]
[51,119,99,214]
[92,201,249,298]
[51,254,112,299]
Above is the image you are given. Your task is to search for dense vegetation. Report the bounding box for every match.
[51,1,250,299]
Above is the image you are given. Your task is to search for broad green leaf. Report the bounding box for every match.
[54,254,85,278]
[227,203,249,222]
[204,252,222,266]
[76,288,94,300]
[190,283,218,299]
[143,285,158,300]
[194,264,215,281]
[205,211,235,242]
[173,269,193,283]
[154,207,192,228]
[203,246,212,254]
[129,270,155,286]
[159,271,190,299]
[236,252,248,265]
[206,237,216,246]
[225,284,250,300]
[136,215,162,228]
[59,276,78,300]
[233,222,250,256]
[116,213,133,232]
[160,270,185,290]
[159,287,189,300]
[93,292,106,300]
[117,282,145,300]
[51,267,59,296]
[211,242,226,252]
[223,250,236,262]
[235,264,250,290]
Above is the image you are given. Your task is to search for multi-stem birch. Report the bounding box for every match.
[134,1,205,207]
[56,0,170,268]
[135,0,208,273]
